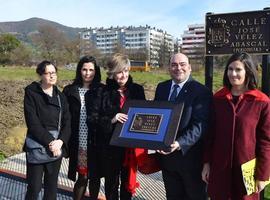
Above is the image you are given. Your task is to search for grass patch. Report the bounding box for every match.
[0,151,6,161]
[265,184,270,199]
[0,66,246,93]
[0,66,77,81]
[0,65,262,93]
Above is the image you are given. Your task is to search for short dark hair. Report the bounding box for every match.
[223,52,258,90]
[73,56,101,86]
[36,60,57,75]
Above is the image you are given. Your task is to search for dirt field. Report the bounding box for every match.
[0,80,27,156]
[0,80,155,157]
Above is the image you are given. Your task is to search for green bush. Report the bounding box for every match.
[265,184,270,199]
[0,151,6,161]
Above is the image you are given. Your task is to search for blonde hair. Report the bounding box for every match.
[107,53,130,79]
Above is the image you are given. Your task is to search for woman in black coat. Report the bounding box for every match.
[63,56,104,200]
[24,61,71,200]
[86,53,145,200]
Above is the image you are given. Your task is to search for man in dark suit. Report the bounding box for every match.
[155,53,212,200]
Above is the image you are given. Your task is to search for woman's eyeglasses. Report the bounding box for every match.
[43,72,57,76]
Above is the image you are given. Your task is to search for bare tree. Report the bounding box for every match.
[30,25,84,65]
[10,43,33,66]
[31,25,66,63]
[126,47,149,61]
[157,39,172,68]
[80,40,103,63]
[62,37,80,64]
[112,42,126,54]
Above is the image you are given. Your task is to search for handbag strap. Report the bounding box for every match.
[57,95,62,132]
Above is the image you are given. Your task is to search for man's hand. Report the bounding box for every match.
[157,141,180,155]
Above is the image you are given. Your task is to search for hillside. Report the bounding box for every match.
[0,17,85,41]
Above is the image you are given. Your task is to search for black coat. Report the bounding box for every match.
[63,82,104,181]
[154,77,212,172]
[23,81,71,157]
[154,77,212,198]
[86,76,145,178]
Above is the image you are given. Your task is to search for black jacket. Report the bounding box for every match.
[86,76,145,178]
[23,81,71,157]
[63,82,104,181]
[154,77,212,171]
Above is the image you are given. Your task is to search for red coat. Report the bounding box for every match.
[204,87,270,200]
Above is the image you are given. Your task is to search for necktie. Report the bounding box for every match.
[169,84,179,101]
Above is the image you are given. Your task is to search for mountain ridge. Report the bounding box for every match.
[0,17,85,40]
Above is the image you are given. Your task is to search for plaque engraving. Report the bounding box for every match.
[129,113,163,134]
[206,10,270,55]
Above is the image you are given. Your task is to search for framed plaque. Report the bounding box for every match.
[110,100,184,151]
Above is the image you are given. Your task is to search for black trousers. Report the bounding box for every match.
[103,167,132,200]
[25,158,62,200]
[104,174,119,200]
[120,166,132,200]
[162,167,207,200]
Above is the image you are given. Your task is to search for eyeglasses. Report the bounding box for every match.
[43,72,57,76]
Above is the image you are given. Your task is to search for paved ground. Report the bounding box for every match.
[0,153,166,200]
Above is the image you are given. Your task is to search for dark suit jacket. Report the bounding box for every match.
[154,76,212,171]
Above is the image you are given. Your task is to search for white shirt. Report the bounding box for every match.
[168,77,189,101]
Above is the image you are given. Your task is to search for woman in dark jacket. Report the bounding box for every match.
[63,56,104,200]
[86,53,146,200]
[24,60,71,200]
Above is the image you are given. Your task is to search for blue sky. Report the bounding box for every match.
[0,0,269,38]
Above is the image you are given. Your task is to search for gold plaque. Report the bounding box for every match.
[129,113,163,134]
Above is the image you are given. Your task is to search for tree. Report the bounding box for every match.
[30,25,83,65]
[157,39,172,68]
[31,25,66,63]
[112,42,126,55]
[126,47,149,62]
[214,55,230,68]
[0,34,20,64]
[79,39,104,66]
[10,43,33,66]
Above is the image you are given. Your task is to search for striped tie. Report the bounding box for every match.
[169,85,179,101]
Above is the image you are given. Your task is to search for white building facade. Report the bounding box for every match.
[181,24,205,61]
[80,26,174,66]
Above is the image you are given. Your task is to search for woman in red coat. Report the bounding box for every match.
[202,52,270,200]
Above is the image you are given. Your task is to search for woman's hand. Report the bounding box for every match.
[52,149,62,157]
[201,163,210,184]
[49,139,63,152]
[111,113,128,124]
[255,180,267,193]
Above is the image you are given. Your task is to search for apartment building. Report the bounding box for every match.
[80,26,174,66]
[181,24,205,62]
